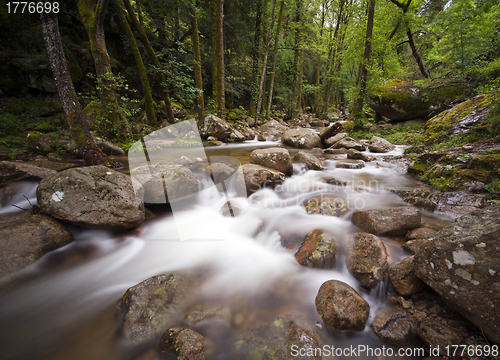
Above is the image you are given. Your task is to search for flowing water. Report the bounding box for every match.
[0,139,454,360]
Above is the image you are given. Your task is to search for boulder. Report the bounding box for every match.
[351,206,421,236]
[131,164,200,204]
[371,305,422,348]
[160,328,206,360]
[295,229,338,269]
[37,166,145,230]
[200,114,232,140]
[0,214,73,278]
[249,148,293,175]
[258,119,289,136]
[346,149,371,162]
[235,164,285,196]
[303,196,349,217]
[66,137,125,156]
[293,151,324,170]
[323,148,347,155]
[229,130,246,142]
[368,136,396,153]
[401,239,428,254]
[315,280,370,332]
[388,256,426,296]
[346,233,388,288]
[413,203,500,344]
[310,148,323,156]
[205,163,236,183]
[330,137,365,151]
[27,131,52,155]
[282,128,322,149]
[0,161,57,186]
[416,318,465,355]
[319,122,343,145]
[323,132,347,148]
[335,160,365,169]
[406,227,437,241]
[117,272,197,344]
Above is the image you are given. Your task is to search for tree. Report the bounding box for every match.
[191,5,205,125]
[249,0,264,118]
[40,6,117,167]
[112,0,157,127]
[211,0,225,117]
[266,0,285,118]
[289,0,303,120]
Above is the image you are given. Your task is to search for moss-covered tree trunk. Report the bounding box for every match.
[40,7,117,167]
[249,0,264,119]
[112,0,157,127]
[77,0,126,131]
[256,0,277,120]
[266,0,285,119]
[122,0,175,124]
[211,0,225,117]
[191,7,205,126]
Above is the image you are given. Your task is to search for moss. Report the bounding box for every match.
[34,123,55,132]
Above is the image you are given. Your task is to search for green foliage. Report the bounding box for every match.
[350,123,425,145]
[485,179,500,194]
[429,176,457,192]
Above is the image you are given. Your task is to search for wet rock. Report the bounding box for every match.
[335,160,365,169]
[368,136,396,153]
[319,122,343,145]
[329,137,365,151]
[205,163,236,183]
[160,328,206,360]
[346,232,388,288]
[200,114,232,140]
[295,229,338,269]
[131,164,200,204]
[229,130,245,142]
[310,119,329,127]
[235,164,285,196]
[402,239,428,254]
[310,148,323,156]
[293,151,324,170]
[346,149,371,162]
[0,161,57,186]
[25,159,79,172]
[323,132,347,148]
[117,272,197,344]
[351,206,421,236]
[37,166,145,230]
[0,214,73,278]
[258,119,289,136]
[323,147,347,155]
[282,128,322,149]
[388,256,425,296]
[303,196,349,217]
[370,305,422,348]
[406,227,437,241]
[315,280,370,332]
[413,203,500,344]
[249,148,293,175]
[416,318,465,355]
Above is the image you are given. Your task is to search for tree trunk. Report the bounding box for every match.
[406,27,429,78]
[112,0,157,127]
[296,49,304,112]
[289,0,302,121]
[248,0,263,118]
[77,0,126,132]
[211,0,225,117]
[351,0,375,120]
[122,0,175,124]
[191,7,205,126]
[315,0,328,113]
[266,0,285,119]
[256,0,278,120]
[40,7,117,167]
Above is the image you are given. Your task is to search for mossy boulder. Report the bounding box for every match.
[368,79,462,121]
[27,131,52,155]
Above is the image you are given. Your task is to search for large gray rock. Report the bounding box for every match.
[371,305,422,348]
[235,164,285,196]
[282,128,322,149]
[368,136,396,153]
[416,318,465,355]
[131,164,200,204]
[351,206,421,236]
[117,272,197,344]
[293,152,324,170]
[0,161,57,186]
[37,166,145,230]
[346,149,371,162]
[323,132,347,148]
[200,114,232,140]
[388,256,425,296]
[249,147,293,175]
[258,119,289,136]
[330,137,365,151]
[295,229,338,269]
[0,214,73,278]
[413,203,500,344]
[346,232,388,288]
[205,163,236,183]
[315,280,370,332]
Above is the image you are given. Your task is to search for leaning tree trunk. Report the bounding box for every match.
[406,27,429,78]
[122,0,175,124]
[191,7,205,126]
[40,7,117,167]
[266,0,285,119]
[211,0,225,117]
[112,0,157,127]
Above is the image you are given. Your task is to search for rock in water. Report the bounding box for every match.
[368,136,395,153]
[293,151,324,170]
[413,203,500,344]
[235,164,285,196]
[249,147,293,175]
[346,232,388,288]
[0,161,57,186]
[200,114,232,140]
[37,165,145,230]
[315,280,370,332]
[160,328,206,360]
[351,206,421,236]
[0,215,73,278]
[319,122,343,146]
[370,305,422,348]
[388,256,425,296]
[282,128,322,149]
[295,229,338,269]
